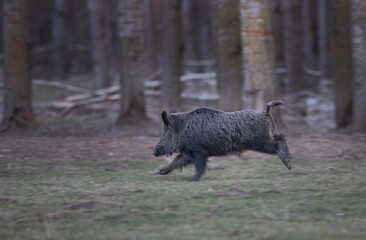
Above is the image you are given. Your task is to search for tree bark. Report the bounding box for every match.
[116,0,148,124]
[183,0,213,68]
[51,0,66,81]
[2,0,35,129]
[318,0,330,79]
[302,0,319,89]
[282,0,305,92]
[240,0,275,111]
[87,0,112,89]
[143,0,161,77]
[160,0,183,111]
[351,0,366,132]
[0,2,3,56]
[272,0,286,128]
[329,0,353,129]
[212,0,243,111]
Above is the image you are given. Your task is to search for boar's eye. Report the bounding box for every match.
[161,124,168,133]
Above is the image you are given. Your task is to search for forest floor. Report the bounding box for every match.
[0,74,365,239]
[0,117,366,240]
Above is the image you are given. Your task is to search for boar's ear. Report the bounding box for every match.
[161,111,170,126]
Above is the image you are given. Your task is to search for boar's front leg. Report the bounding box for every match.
[190,154,208,181]
[158,153,192,175]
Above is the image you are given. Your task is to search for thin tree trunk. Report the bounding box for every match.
[183,0,213,69]
[66,0,91,75]
[105,0,120,75]
[302,0,317,70]
[272,0,286,128]
[283,0,305,92]
[143,0,161,77]
[51,0,66,81]
[318,0,330,79]
[351,0,366,132]
[160,0,183,111]
[212,0,243,112]
[240,0,275,111]
[116,0,147,124]
[329,0,353,129]
[0,1,3,57]
[302,0,319,89]
[87,0,112,89]
[2,0,35,129]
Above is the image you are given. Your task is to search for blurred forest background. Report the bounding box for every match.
[0,0,365,133]
[1,1,366,239]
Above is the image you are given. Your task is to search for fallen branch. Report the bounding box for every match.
[180,72,216,82]
[61,92,121,117]
[65,85,119,102]
[145,69,161,81]
[144,81,160,89]
[61,95,109,117]
[304,68,323,77]
[33,79,89,93]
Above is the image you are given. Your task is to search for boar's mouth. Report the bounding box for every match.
[153,147,173,157]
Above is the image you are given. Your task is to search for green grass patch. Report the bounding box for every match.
[1,156,365,239]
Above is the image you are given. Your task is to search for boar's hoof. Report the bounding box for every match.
[188,175,201,181]
[286,162,292,170]
[282,159,291,170]
[157,168,171,175]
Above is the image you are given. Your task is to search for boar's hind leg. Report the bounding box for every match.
[249,135,291,170]
[274,134,292,170]
[158,153,192,175]
[190,155,208,181]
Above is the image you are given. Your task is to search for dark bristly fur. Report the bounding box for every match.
[153,100,291,181]
[158,153,193,175]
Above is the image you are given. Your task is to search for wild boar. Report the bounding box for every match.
[153,101,291,181]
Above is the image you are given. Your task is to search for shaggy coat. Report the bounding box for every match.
[153,101,291,181]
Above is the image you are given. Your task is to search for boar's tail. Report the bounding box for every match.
[266,100,284,136]
[266,100,284,114]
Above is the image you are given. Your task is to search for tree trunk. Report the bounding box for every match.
[240,0,275,111]
[318,0,330,79]
[160,0,183,111]
[212,0,243,112]
[272,0,285,96]
[116,0,148,124]
[87,0,112,89]
[272,0,286,129]
[51,0,66,81]
[104,0,120,75]
[143,0,161,77]
[282,0,305,92]
[66,0,91,75]
[183,0,213,70]
[302,0,319,89]
[351,0,366,132]
[0,1,3,57]
[2,0,35,129]
[329,0,353,129]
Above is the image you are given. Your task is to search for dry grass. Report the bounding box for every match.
[1,155,366,240]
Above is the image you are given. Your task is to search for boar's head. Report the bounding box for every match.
[153,110,180,157]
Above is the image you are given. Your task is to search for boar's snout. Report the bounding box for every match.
[153,145,164,157]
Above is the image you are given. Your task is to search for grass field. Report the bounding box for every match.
[1,155,365,240]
